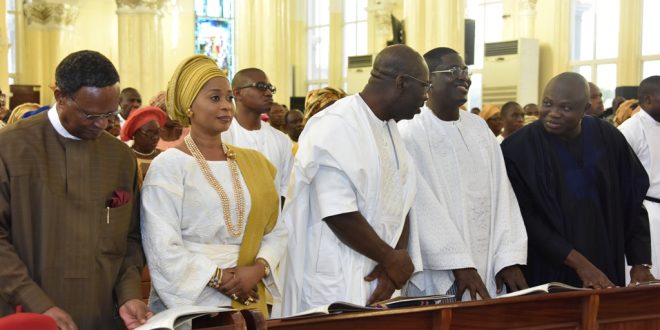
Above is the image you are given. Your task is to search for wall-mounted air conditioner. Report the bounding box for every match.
[346,54,373,94]
[482,38,539,106]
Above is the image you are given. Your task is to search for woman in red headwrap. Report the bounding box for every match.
[120,106,167,188]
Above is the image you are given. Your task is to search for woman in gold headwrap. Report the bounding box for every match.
[303,86,347,122]
[149,91,190,150]
[140,55,287,317]
[480,104,503,136]
[6,103,41,125]
[613,99,641,127]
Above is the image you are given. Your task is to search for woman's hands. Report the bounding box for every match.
[216,263,266,305]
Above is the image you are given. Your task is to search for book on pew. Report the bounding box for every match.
[286,302,379,319]
[135,305,234,330]
[285,294,454,319]
[637,279,660,286]
[371,294,453,308]
[496,282,590,299]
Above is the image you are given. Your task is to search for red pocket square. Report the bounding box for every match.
[107,190,132,208]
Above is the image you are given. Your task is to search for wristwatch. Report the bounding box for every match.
[641,264,653,269]
[256,258,271,277]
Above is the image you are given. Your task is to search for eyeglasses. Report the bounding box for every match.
[432,67,472,79]
[69,97,119,121]
[402,74,432,94]
[236,82,277,94]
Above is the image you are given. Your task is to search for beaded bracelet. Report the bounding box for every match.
[208,267,223,289]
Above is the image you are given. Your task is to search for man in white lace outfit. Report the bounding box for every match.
[399,47,528,301]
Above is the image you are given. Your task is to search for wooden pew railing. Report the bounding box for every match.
[265,285,660,330]
[171,285,660,329]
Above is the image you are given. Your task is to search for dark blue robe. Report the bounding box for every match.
[501,116,650,287]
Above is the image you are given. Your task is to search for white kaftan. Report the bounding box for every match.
[399,107,527,300]
[619,109,660,279]
[279,94,418,316]
[221,121,293,196]
[141,148,287,312]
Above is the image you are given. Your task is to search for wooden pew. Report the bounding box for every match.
[266,285,660,330]
[191,309,267,330]
[141,266,151,303]
[597,285,660,329]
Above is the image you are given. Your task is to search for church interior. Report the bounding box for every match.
[1,0,657,111]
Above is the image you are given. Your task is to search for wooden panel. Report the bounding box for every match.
[597,286,660,328]
[241,309,267,330]
[191,310,246,330]
[9,85,40,110]
[449,295,585,329]
[600,320,660,330]
[268,308,438,330]
[141,266,151,302]
[267,286,660,330]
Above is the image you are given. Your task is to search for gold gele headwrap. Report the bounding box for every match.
[303,86,347,121]
[7,103,41,124]
[480,104,501,120]
[613,99,640,127]
[166,55,227,126]
[149,90,167,112]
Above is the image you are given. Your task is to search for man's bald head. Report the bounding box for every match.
[546,72,591,105]
[369,44,428,83]
[232,68,266,88]
[639,76,660,100]
[540,72,590,139]
[639,75,660,117]
[361,44,430,122]
[231,68,274,115]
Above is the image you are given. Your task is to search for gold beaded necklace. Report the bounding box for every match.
[184,134,245,237]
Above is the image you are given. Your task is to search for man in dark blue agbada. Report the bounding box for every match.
[501,72,655,288]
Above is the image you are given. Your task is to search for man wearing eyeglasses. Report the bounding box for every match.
[222,68,293,201]
[399,47,528,301]
[280,44,427,316]
[0,50,151,329]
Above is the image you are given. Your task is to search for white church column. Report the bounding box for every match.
[116,0,165,101]
[23,0,79,104]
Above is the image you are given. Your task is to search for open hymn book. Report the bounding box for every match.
[285,294,452,319]
[135,305,234,330]
[496,282,590,299]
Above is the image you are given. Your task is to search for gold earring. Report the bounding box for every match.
[186,108,193,117]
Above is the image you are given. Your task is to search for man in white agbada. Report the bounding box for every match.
[279,45,430,317]
[221,68,293,199]
[399,47,528,301]
[618,75,660,280]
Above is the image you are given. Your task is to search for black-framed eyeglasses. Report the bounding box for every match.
[236,82,277,94]
[69,97,119,121]
[432,67,472,79]
[402,74,432,94]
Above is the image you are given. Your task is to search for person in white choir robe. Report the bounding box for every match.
[279,44,432,317]
[618,75,660,280]
[221,68,293,200]
[399,47,528,301]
